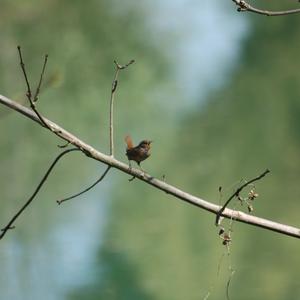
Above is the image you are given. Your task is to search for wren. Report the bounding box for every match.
[125,135,152,169]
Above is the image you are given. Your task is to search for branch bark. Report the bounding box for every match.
[1,94,300,239]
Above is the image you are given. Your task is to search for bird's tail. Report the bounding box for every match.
[125,135,134,149]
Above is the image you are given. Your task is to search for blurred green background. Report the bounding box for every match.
[1,1,300,299]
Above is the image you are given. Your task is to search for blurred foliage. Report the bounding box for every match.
[1,1,300,300]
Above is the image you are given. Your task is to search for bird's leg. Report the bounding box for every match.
[138,163,146,177]
[128,159,136,181]
[127,159,132,169]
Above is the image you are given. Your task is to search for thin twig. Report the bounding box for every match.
[57,165,111,205]
[232,0,300,16]
[215,169,270,226]
[33,54,48,102]
[1,95,300,239]
[17,46,51,130]
[17,46,32,100]
[109,59,134,156]
[0,148,80,240]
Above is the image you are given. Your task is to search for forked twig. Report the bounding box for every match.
[17,46,51,129]
[215,169,270,226]
[109,59,135,156]
[0,148,80,240]
[232,0,300,16]
[57,165,111,205]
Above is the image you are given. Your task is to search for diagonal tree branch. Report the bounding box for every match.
[1,94,300,239]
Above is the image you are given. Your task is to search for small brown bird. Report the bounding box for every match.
[125,135,152,169]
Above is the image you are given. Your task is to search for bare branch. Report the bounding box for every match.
[232,0,300,16]
[109,59,135,156]
[0,148,80,240]
[1,94,300,239]
[57,165,111,205]
[215,169,270,226]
